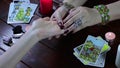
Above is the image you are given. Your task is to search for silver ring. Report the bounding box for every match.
[73,18,82,28]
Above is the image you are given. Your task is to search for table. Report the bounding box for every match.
[0,0,120,68]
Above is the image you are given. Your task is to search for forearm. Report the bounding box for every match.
[0,29,40,68]
[107,1,120,21]
[90,1,120,26]
[63,0,87,7]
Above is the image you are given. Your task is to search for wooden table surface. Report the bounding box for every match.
[0,0,120,68]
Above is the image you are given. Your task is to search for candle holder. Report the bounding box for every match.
[105,32,116,42]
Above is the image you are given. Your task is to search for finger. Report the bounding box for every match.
[64,23,75,34]
[51,11,63,22]
[69,8,76,13]
[64,11,84,28]
[63,30,69,36]
[43,17,50,21]
[73,20,86,33]
[55,35,60,38]
[64,16,84,34]
[64,15,76,29]
[48,37,52,40]
[50,13,55,21]
[51,12,64,29]
[52,18,56,21]
[55,12,63,23]
[63,8,80,23]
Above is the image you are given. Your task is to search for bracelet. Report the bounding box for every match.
[63,2,74,10]
[94,5,110,25]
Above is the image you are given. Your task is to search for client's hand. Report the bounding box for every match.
[28,17,65,40]
[49,6,70,39]
[64,6,101,33]
[50,6,69,27]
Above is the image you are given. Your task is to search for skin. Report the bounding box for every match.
[0,1,120,68]
[63,1,120,33]
[50,0,87,28]
[0,17,65,68]
[50,0,88,38]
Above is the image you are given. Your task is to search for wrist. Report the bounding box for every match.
[63,0,87,7]
[62,2,74,10]
[60,5,69,12]
[107,1,120,21]
[94,5,110,25]
[92,8,102,24]
[25,29,40,42]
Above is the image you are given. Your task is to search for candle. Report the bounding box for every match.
[40,0,53,16]
[105,32,116,42]
[115,44,120,68]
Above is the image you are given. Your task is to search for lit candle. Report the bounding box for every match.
[40,0,53,15]
[105,32,116,42]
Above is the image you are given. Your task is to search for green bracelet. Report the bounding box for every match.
[94,5,110,25]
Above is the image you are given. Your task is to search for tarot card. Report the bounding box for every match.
[13,3,37,23]
[7,3,17,23]
[7,2,23,23]
[84,36,108,67]
[13,0,30,3]
[7,2,38,24]
[73,52,90,65]
[74,44,83,54]
[79,35,105,64]
[74,44,90,65]
[73,36,110,67]
[92,53,107,67]
[96,36,111,54]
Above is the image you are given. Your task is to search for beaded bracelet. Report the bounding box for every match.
[94,5,110,25]
[63,2,74,10]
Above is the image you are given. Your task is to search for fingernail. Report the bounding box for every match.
[64,30,69,34]
[60,25,64,29]
[63,34,67,36]
[58,22,64,29]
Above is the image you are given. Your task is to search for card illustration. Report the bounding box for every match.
[7,2,37,24]
[79,35,105,63]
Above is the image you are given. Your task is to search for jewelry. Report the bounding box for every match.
[73,18,82,29]
[94,5,110,25]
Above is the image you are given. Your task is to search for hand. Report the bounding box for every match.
[50,6,69,28]
[63,7,101,33]
[49,6,69,39]
[28,17,65,40]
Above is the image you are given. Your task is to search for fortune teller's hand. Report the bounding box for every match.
[49,6,70,39]
[50,6,69,29]
[63,6,101,33]
[28,17,65,40]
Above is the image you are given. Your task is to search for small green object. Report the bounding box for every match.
[101,44,110,53]
[94,5,110,25]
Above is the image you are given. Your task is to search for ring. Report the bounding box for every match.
[73,18,82,28]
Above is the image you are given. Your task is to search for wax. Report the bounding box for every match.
[40,0,53,15]
[105,32,116,42]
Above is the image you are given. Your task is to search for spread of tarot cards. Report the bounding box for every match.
[7,0,38,24]
[73,35,111,67]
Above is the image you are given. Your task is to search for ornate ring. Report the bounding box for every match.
[73,18,82,28]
